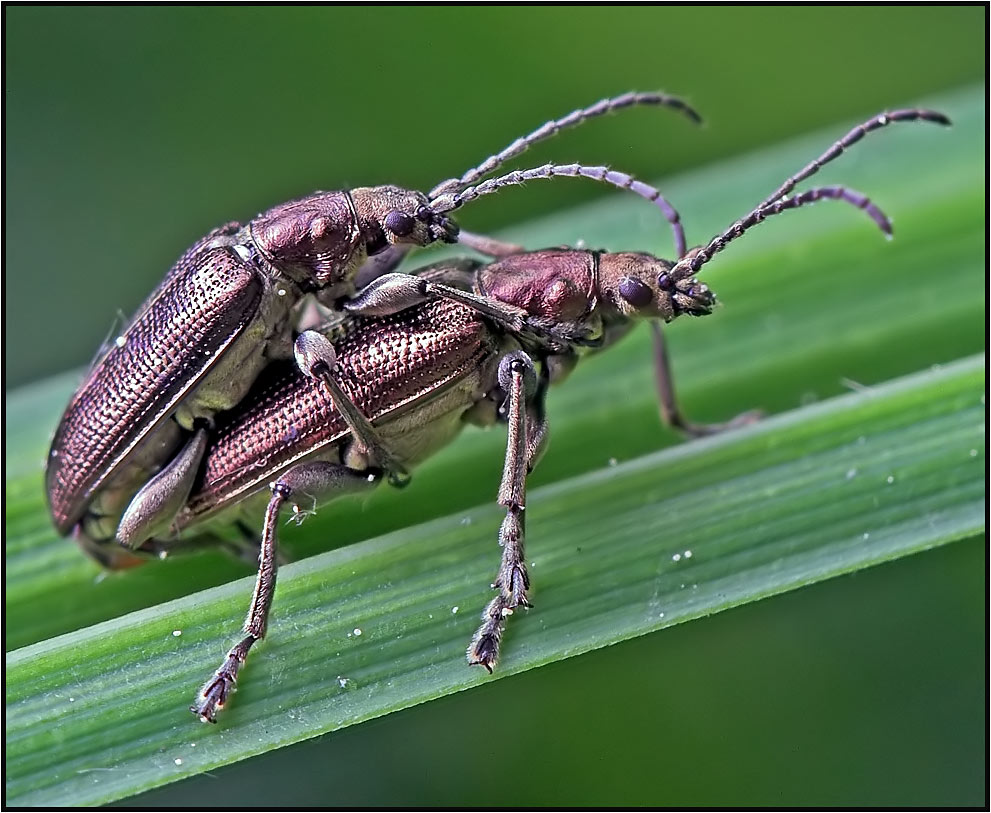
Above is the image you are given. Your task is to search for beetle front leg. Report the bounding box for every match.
[353,244,415,289]
[468,351,547,672]
[455,230,525,259]
[650,322,762,437]
[192,462,379,723]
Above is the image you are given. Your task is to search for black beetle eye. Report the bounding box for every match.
[384,210,415,237]
[656,271,672,291]
[618,276,653,308]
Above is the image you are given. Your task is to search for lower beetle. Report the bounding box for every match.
[167,105,950,721]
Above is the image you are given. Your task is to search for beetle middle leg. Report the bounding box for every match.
[132,520,287,567]
[293,330,411,487]
[649,322,762,437]
[192,462,379,723]
[468,351,548,672]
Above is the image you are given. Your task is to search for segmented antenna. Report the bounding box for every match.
[670,185,892,281]
[430,163,687,260]
[428,91,702,200]
[758,109,951,210]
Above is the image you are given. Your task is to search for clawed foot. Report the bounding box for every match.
[190,636,256,723]
[466,586,532,673]
[681,407,764,438]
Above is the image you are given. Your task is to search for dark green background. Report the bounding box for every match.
[5,6,985,806]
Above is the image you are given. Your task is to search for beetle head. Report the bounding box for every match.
[598,249,715,323]
[351,186,460,253]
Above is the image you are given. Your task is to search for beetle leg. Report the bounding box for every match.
[650,322,762,437]
[468,351,548,672]
[192,462,380,723]
[294,299,336,333]
[424,281,594,349]
[72,525,147,569]
[294,331,411,487]
[75,512,269,569]
[345,272,526,328]
[353,244,415,289]
[455,230,525,259]
[345,273,581,352]
[133,521,291,566]
[115,427,210,548]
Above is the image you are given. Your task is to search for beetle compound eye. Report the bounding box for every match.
[618,276,653,308]
[384,210,415,237]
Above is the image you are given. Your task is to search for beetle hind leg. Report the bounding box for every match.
[192,462,379,723]
[294,330,411,487]
[467,351,548,672]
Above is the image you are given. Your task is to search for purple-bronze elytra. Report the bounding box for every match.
[45,92,704,567]
[175,106,949,723]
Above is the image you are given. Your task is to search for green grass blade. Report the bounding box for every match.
[4,85,984,651]
[5,356,986,806]
[4,84,985,805]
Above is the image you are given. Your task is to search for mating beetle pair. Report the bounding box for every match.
[45,91,700,567]
[44,93,949,722]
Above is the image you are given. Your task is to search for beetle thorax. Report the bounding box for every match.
[250,191,364,293]
[477,249,598,323]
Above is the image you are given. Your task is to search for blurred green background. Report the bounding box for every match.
[5,6,985,807]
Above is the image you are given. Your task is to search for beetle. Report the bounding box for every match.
[45,91,703,567]
[168,105,950,722]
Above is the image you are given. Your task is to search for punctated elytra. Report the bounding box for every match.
[179,105,948,721]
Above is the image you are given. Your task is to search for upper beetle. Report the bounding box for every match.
[45,91,705,564]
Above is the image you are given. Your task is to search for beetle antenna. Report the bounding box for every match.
[429,91,702,200]
[670,185,892,281]
[757,109,950,210]
[431,163,688,260]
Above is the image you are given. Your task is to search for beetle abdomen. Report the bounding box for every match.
[182,298,500,520]
[46,248,264,533]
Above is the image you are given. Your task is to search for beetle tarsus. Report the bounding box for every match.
[191,635,257,724]
[467,595,509,673]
